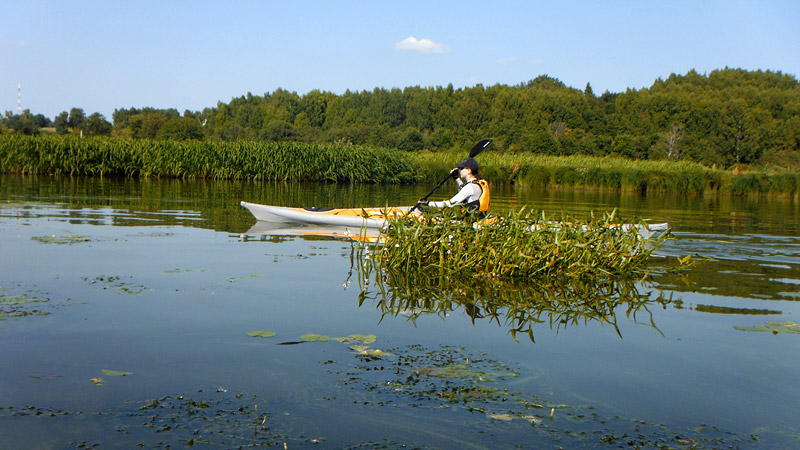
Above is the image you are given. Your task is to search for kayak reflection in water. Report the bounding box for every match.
[418,156,490,216]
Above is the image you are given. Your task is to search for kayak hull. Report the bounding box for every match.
[240,201,415,229]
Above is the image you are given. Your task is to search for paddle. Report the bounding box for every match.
[408,139,493,213]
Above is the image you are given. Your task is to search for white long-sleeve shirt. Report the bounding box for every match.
[429,179,482,208]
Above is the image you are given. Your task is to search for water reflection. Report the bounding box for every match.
[357,264,671,342]
[4,174,798,311]
[652,232,800,302]
[0,174,426,233]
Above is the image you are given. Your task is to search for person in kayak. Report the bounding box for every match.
[418,157,490,214]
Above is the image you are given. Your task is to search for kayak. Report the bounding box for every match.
[240,201,418,229]
[240,201,669,240]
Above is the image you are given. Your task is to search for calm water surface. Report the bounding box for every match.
[1,175,799,449]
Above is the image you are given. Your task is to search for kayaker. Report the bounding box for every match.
[418,157,490,215]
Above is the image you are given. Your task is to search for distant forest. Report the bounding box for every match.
[3,68,799,169]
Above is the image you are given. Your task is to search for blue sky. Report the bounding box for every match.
[2,0,798,121]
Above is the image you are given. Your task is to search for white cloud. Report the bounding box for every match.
[394,36,450,54]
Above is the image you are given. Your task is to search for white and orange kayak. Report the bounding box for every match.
[240,201,420,229]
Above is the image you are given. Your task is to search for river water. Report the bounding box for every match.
[1,175,798,449]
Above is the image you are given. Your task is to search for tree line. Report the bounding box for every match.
[2,68,798,169]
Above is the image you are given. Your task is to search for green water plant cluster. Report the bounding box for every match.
[734,321,800,334]
[0,135,417,183]
[366,207,671,282]
[31,234,91,245]
[1,344,753,448]
[0,290,50,320]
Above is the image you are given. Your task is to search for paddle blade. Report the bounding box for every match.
[469,139,493,158]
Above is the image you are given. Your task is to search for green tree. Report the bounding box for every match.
[155,117,204,140]
[10,110,40,135]
[68,108,86,130]
[300,90,330,128]
[399,127,425,151]
[86,113,113,136]
[140,113,168,139]
[54,111,70,134]
[261,120,296,141]
[530,128,559,154]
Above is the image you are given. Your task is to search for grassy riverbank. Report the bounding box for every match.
[1,135,797,196]
[414,151,799,196]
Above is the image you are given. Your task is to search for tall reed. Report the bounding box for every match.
[410,150,799,196]
[0,135,418,183]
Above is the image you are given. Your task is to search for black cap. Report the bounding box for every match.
[456,157,479,174]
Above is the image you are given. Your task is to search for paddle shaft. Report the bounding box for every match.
[408,139,492,213]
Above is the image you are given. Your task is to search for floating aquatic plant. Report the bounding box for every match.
[2,345,752,449]
[333,334,377,344]
[734,321,800,334]
[300,333,330,342]
[0,292,50,320]
[32,234,91,245]
[362,207,681,283]
[102,369,134,376]
[247,330,277,338]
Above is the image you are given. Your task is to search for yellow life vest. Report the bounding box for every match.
[465,179,490,212]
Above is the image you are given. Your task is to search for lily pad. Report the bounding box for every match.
[300,333,330,342]
[102,369,134,376]
[350,344,370,352]
[734,321,800,334]
[334,334,377,344]
[247,330,277,338]
[32,234,91,245]
[228,274,267,282]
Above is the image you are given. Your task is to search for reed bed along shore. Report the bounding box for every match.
[1,135,797,196]
[0,135,417,183]
[413,151,799,196]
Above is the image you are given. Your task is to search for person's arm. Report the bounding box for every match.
[429,183,478,208]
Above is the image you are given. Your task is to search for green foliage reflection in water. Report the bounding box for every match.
[358,256,671,342]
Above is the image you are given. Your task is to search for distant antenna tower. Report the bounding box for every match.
[17,84,22,114]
